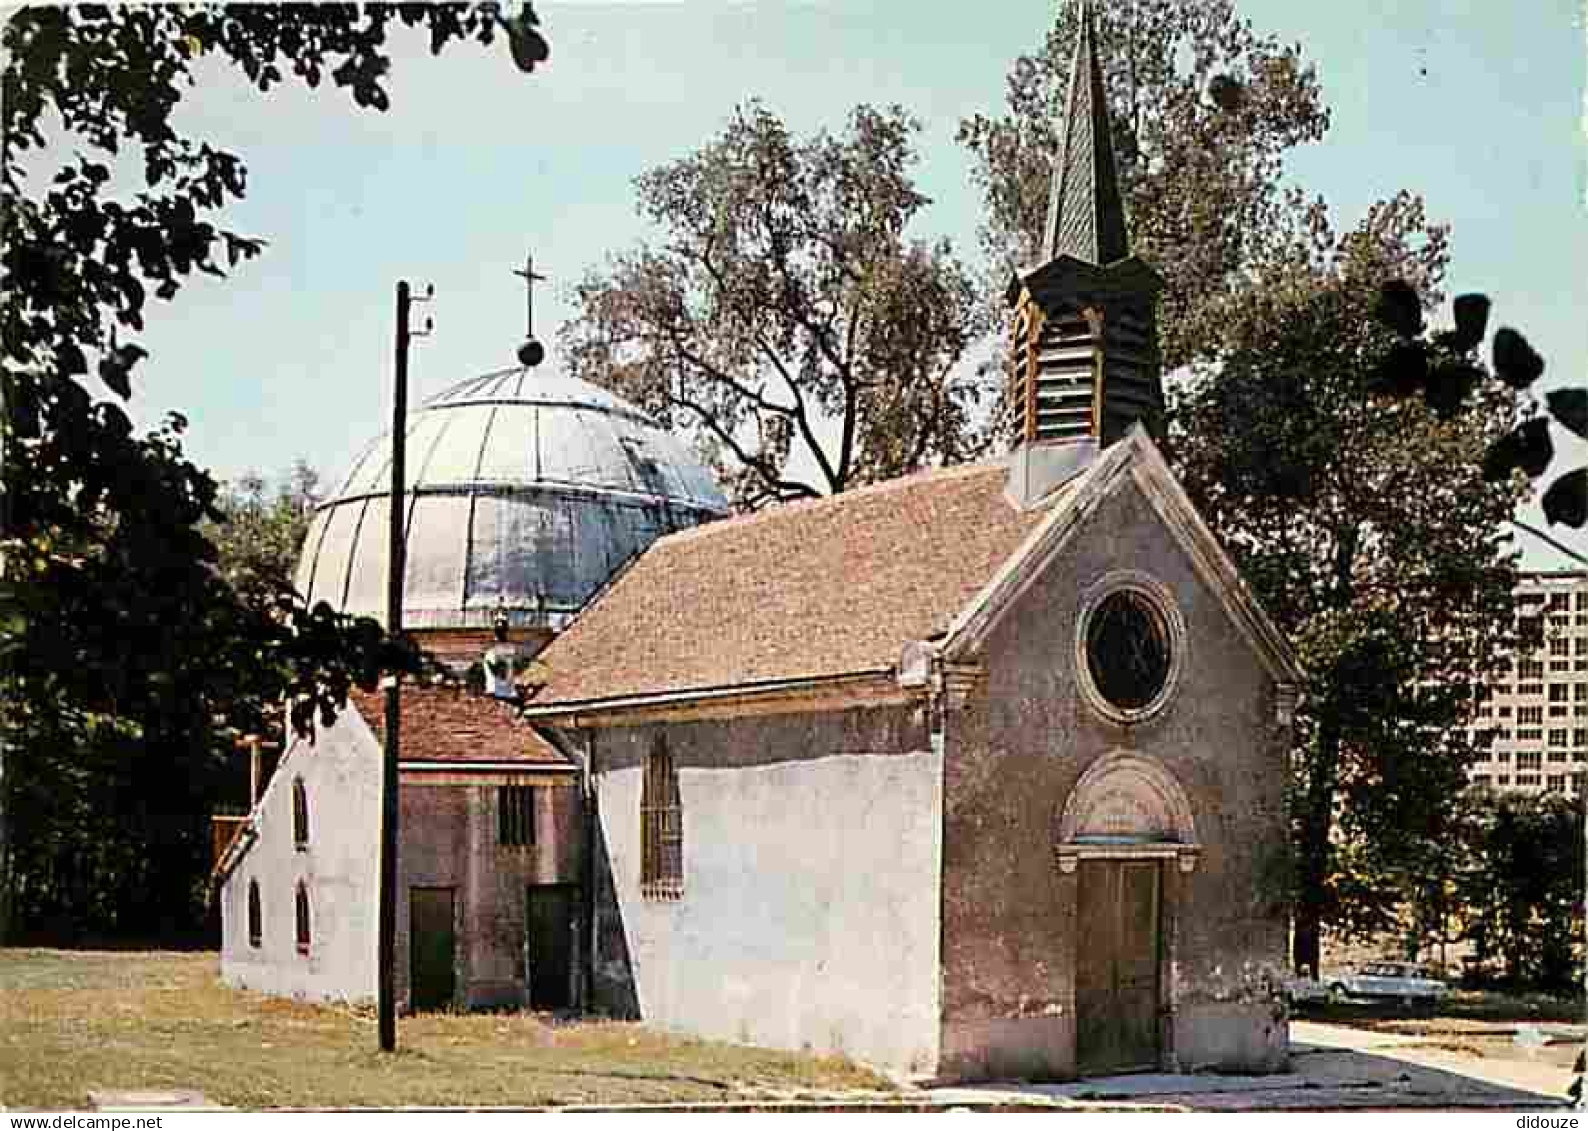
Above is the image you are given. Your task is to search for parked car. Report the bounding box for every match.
[1327,961,1449,1006]
[1281,972,1329,1005]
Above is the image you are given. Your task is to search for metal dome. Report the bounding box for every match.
[294,365,729,632]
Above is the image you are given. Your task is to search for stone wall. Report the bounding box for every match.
[575,705,944,1075]
[939,475,1290,1079]
[396,777,583,1010]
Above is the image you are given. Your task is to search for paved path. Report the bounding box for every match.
[926,1022,1574,1111]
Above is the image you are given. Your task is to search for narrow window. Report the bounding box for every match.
[641,741,682,899]
[248,879,262,948]
[295,881,311,955]
[292,777,309,850]
[498,785,536,847]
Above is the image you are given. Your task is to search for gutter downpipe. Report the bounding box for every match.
[581,728,598,1015]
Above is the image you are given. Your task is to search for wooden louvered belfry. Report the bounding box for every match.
[1008,0,1165,449]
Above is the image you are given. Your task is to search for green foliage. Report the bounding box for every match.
[1456,789,1583,990]
[1171,192,1532,972]
[202,461,322,604]
[561,101,991,509]
[0,3,540,941]
[958,0,1330,373]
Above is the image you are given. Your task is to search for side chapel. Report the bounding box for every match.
[216,0,1301,1083]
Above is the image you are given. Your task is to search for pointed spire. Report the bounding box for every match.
[1041,0,1130,266]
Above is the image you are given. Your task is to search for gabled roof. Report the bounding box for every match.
[524,463,1065,709]
[348,686,569,765]
[941,428,1303,685]
[525,429,1302,717]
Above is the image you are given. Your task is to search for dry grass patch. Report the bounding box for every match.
[0,949,889,1110]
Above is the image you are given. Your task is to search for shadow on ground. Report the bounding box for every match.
[931,1025,1568,1112]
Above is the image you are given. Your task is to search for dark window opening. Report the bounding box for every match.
[295,882,311,955]
[642,743,683,899]
[499,785,536,847]
[292,776,309,850]
[247,879,262,948]
[1086,589,1172,712]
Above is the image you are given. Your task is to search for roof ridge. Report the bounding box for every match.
[656,461,1009,548]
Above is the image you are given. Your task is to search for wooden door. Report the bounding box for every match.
[526,884,575,1010]
[409,887,456,1012]
[1075,860,1162,1075]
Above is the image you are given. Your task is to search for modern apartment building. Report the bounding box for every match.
[1467,571,1588,796]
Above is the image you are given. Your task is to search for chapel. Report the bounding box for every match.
[217,0,1301,1082]
[522,0,1301,1078]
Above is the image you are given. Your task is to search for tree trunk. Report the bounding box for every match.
[1293,719,1343,976]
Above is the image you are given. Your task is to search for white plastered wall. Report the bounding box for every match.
[220,706,382,1003]
[600,748,943,1075]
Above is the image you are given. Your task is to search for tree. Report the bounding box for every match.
[0,4,545,940]
[958,0,1330,374]
[1171,191,1533,975]
[560,101,991,509]
[203,461,323,603]
[1457,789,1583,989]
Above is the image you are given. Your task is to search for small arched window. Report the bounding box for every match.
[292,776,309,850]
[247,879,262,948]
[295,881,311,955]
[641,741,682,900]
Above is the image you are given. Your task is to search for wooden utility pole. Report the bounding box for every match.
[378,280,430,1052]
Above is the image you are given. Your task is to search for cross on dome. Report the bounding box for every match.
[513,252,549,367]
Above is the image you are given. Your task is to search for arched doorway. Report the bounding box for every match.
[1054,751,1200,1076]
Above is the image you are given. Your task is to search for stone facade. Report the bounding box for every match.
[937,474,1291,1079]
[395,774,583,1011]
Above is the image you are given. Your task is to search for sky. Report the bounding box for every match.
[94,0,1588,569]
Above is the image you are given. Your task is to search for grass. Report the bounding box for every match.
[0,949,890,1111]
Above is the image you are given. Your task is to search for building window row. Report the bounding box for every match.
[247,877,312,956]
[292,776,309,851]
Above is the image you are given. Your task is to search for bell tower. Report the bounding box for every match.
[1007,0,1164,506]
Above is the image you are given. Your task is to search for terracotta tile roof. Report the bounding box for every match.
[348,686,568,764]
[527,461,1058,707]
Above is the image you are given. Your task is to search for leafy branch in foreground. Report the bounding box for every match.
[1369,279,1586,546]
[1,3,545,940]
